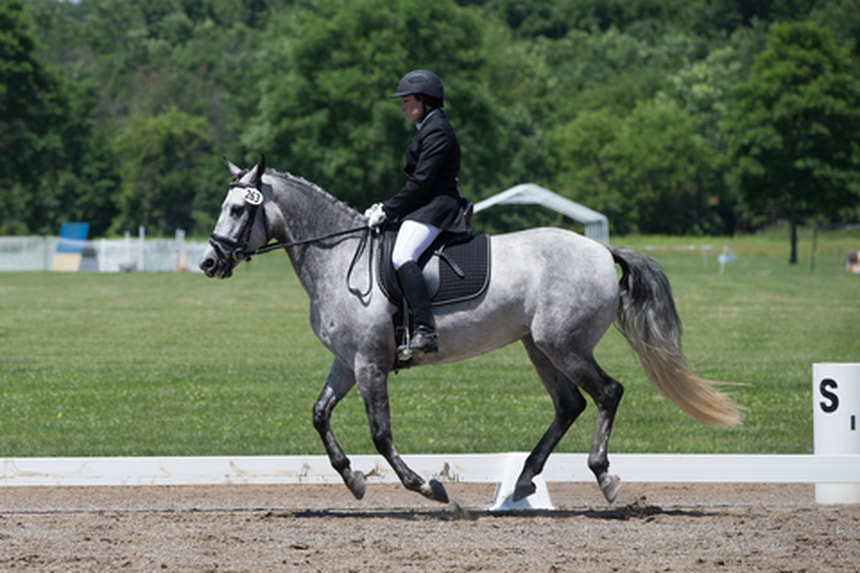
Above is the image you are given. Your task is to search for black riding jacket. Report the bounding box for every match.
[382,109,467,234]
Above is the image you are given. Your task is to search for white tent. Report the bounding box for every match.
[473,183,610,245]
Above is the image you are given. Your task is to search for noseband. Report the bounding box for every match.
[208,181,267,268]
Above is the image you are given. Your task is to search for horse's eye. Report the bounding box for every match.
[230,204,244,218]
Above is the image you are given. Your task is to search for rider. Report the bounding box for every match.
[364,70,467,354]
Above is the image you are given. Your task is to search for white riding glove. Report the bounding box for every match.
[364,203,387,228]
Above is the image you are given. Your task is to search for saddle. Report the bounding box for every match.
[377,228,491,306]
[376,225,492,368]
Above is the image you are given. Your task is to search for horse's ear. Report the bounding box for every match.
[224,157,243,178]
[252,154,266,185]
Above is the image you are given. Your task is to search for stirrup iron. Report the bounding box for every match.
[397,329,413,362]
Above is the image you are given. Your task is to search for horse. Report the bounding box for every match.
[199,155,741,505]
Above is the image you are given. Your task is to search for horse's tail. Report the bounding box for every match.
[610,248,741,428]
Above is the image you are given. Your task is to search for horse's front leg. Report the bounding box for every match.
[312,358,366,499]
[356,359,449,503]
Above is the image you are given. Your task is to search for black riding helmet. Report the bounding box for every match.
[390,70,444,104]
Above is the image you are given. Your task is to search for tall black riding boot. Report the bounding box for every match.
[396,261,438,353]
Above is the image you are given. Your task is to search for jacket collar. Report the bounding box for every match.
[416,108,441,131]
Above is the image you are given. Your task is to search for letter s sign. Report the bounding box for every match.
[819,378,839,414]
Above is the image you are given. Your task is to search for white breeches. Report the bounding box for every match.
[391,220,442,270]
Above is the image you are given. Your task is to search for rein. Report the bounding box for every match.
[251,226,375,299]
[249,226,367,255]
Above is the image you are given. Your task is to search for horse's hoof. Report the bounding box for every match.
[600,474,621,504]
[420,479,449,503]
[347,471,366,500]
[513,480,536,502]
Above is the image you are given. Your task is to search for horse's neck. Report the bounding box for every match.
[269,174,362,298]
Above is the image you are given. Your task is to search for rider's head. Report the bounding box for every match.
[390,70,444,115]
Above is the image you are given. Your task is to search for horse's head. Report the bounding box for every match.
[199,155,271,279]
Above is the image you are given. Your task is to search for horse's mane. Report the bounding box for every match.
[266,168,361,220]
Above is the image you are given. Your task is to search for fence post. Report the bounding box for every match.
[138,226,146,271]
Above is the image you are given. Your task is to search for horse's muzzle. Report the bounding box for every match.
[201,233,249,279]
[199,245,235,279]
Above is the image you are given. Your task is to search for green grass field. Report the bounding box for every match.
[1,226,858,458]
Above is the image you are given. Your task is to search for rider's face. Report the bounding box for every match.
[400,95,424,124]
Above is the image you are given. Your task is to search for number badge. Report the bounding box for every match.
[243,188,264,206]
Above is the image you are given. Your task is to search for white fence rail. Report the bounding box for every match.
[3,454,858,488]
[0,234,209,272]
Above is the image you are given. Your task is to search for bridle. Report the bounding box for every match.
[207,181,268,268]
[208,180,374,297]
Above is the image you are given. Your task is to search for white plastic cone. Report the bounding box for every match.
[488,453,554,511]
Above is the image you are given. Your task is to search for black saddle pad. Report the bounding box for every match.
[377,230,491,307]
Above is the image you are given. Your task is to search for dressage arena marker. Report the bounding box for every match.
[3,454,858,508]
[813,363,860,504]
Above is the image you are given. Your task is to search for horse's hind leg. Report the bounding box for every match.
[514,336,588,502]
[569,357,624,503]
[529,340,625,503]
[312,358,367,499]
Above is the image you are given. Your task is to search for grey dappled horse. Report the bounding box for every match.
[200,156,741,505]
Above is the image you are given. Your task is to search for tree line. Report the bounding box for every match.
[3,0,859,262]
